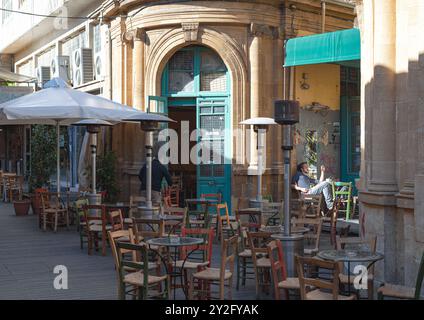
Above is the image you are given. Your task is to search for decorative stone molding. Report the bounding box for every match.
[250,23,276,39]
[122,28,146,43]
[181,22,199,42]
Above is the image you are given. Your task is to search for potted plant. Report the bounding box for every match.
[96,151,119,203]
[13,198,31,216]
[28,125,56,214]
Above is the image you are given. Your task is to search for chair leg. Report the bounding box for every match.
[236,256,240,290]
[43,214,47,231]
[368,280,374,300]
[54,213,58,232]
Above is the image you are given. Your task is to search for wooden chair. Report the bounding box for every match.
[108,229,135,298]
[75,198,89,249]
[82,204,111,256]
[109,209,124,231]
[4,175,23,202]
[296,255,356,300]
[267,240,300,299]
[378,251,424,300]
[185,199,212,229]
[332,181,353,220]
[215,203,236,243]
[335,235,377,299]
[236,220,255,290]
[189,234,238,300]
[35,188,49,226]
[292,217,323,256]
[168,185,180,207]
[40,192,69,232]
[128,196,145,222]
[247,231,272,299]
[235,209,261,232]
[110,232,170,300]
[132,217,165,241]
[174,227,214,294]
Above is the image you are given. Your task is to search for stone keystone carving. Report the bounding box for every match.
[122,28,146,43]
[182,22,199,42]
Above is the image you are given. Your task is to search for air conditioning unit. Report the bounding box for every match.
[51,55,70,81]
[72,48,93,87]
[94,26,108,80]
[35,66,51,88]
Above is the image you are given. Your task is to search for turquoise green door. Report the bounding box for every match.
[340,96,360,195]
[196,97,231,207]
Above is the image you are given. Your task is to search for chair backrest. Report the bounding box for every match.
[181,227,214,265]
[247,231,271,265]
[414,251,424,299]
[216,203,231,226]
[235,209,261,232]
[132,217,165,240]
[129,196,145,218]
[114,239,151,297]
[292,217,323,249]
[201,193,222,203]
[267,240,288,299]
[82,204,107,232]
[296,255,341,300]
[109,209,124,231]
[108,229,132,271]
[332,181,352,198]
[220,234,238,281]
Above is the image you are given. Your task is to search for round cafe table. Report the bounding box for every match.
[261,225,310,235]
[317,249,384,295]
[146,236,203,300]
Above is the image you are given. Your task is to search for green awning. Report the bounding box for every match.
[284,28,360,67]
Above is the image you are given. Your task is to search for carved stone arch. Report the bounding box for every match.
[144,25,249,161]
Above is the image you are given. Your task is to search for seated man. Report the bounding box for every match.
[292,162,334,211]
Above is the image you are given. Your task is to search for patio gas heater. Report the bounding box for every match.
[274,100,304,276]
[73,119,113,205]
[239,117,276,206]
[123,113,175,214]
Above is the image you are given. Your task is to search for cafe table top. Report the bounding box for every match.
[146,236,203,247]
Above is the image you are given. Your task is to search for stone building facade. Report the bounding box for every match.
[357,0,424,290]
[101,0,356,203]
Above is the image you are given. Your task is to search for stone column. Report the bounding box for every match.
[133,28,145,111]
[247,24,261,176]
[366,0,397,193]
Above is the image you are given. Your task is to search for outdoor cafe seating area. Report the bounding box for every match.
[5,182,410,301]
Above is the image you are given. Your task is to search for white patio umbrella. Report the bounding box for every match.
[0,77,144,195]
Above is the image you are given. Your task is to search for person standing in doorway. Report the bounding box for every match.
[138,143,172,206]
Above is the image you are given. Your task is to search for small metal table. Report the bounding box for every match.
[146,236,204,300]
[317,249,384,296]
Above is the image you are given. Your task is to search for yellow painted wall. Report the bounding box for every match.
[294,63,341,110]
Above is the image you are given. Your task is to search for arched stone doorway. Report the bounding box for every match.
[144,26,248,207]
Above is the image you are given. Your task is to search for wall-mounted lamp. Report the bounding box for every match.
[300,73,310,90]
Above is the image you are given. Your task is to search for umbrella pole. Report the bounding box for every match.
[56,121,60,195]
[257,128,264,202]
[145,131,153,209]
[91,133,97,194]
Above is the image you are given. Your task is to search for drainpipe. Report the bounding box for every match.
[321,0,326,33]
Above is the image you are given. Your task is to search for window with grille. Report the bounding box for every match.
[93,24,101,54]
[200,51,227,92]
[168,50,194,93]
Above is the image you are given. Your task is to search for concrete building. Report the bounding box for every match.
[356,0,424,290]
